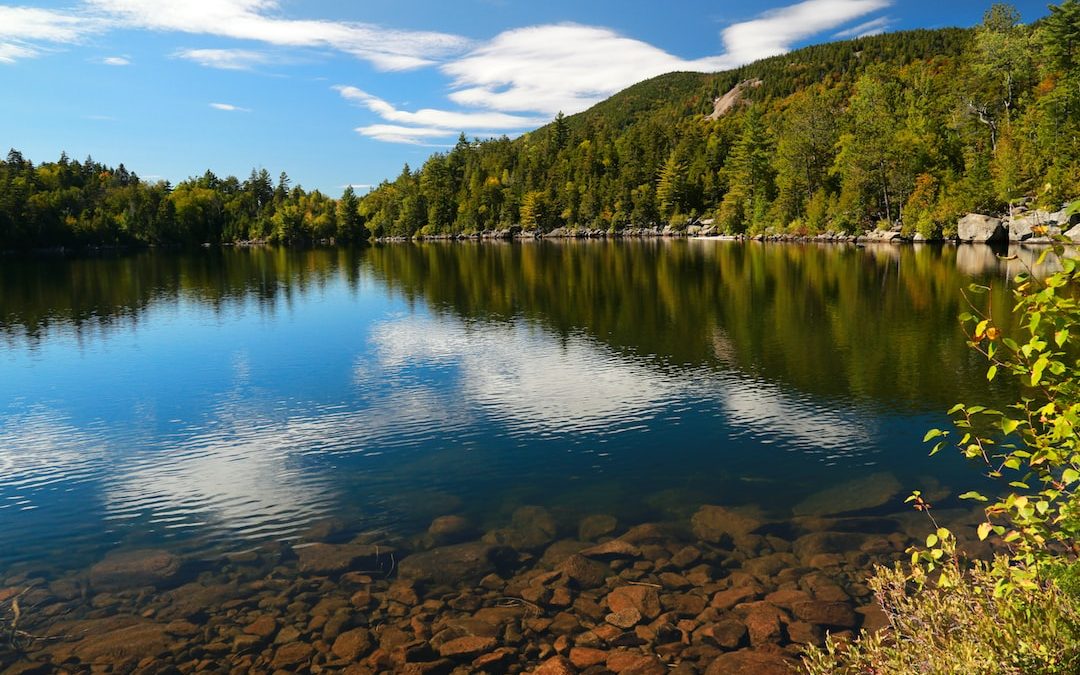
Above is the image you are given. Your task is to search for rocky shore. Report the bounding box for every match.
[0,475,989,675]
[377,204,1080,246]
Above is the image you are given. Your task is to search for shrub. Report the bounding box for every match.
[805,222,1080,673]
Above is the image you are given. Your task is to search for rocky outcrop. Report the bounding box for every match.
[707,79,763,120]
[957,214,1006,243]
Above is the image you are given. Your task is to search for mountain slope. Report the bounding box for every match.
[360,8,1079,240]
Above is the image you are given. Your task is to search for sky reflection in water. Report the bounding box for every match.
[0,242,1023,572]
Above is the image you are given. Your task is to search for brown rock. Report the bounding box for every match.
[705,618,747,650]
[88,549,181,590]
[473,647,517,670]
[671,546,702,568]
[710,585,761,611]
[569,647,607,668]
[793,472,901,517]
[704,649,796,675]
[607,586,661,620]
[531,655,576,674]
[438,635,497,658]
[607,650,668,674]
[70,621,171,663]
[428,515,473,545]
[792,600,857,628]
[606,608,643,628]
[579,514,618,541]
[786,621,824,645]
[857,603,890,632]
[793,532,869,561]
[333,628,373,661]
[272,642,315,669]
[295,543,390,575]
[398,542,514,585]
[244,615,278,640]
[580,540,642,559]
[738,603,786,646]
[691,505,763,544]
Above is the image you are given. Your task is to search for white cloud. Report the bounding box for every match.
[101,55,129,65]
[833,15,892,38]
[84,0,471,71]
[355,123,457,145]
[720,0,891,64]
[210,102,251,112]
[335,85,545,132]
[437,0,890,116]
[175,48,269,70]
[0,5,103,63]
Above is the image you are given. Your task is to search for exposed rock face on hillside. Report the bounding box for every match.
[706,79,763,120]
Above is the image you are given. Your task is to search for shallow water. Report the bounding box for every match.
[0,240,1020,574]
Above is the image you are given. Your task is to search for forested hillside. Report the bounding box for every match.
[0,155,367,249]
[2,2,1078,249]
[361,2,1080,239]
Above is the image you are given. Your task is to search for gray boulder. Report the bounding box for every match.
[957,214,1005,243]
[1009,210,1054,242]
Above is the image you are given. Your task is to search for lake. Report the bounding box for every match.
[0,239,1022,672]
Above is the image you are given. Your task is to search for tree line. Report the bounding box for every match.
[0,153,367,249]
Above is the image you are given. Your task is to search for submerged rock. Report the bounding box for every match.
[792,472,901,517]
[88,549,182,590]
[295,542,392,576]
[398,542,515,585]
[428,515,474,546]
[578,514,618,541]
[705,649,798,675]
[691,505,764,543]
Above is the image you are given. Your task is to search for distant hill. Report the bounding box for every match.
[359,4,1080,240]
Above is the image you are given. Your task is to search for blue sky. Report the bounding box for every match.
[0,0,1053,195]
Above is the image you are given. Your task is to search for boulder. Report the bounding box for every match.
[427,515,474,545]
[792,472,901,517]
[791,600,858,628]
[89,549,182,590]
[398,542,514,585]
[295,543,392,575]
[579,514,618,541]
[68,621,172,664]
[483,506,558,551]
[691,505,763,544]
[704,649,797,675]
[607,585,661,620]
[333,628,374,661]
[957,213,1006,243]
[1009,210,1054,241]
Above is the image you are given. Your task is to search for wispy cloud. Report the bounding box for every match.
[833,15,892,38]
[719,0,891,63]
[438,0,891,116]
[84,0,471,71]
[335,85,546,132]
[101,55,129,65]
[355,124,458,145]
[0,5,104,63]
[210,102,251,112]
[174,48,270,70]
